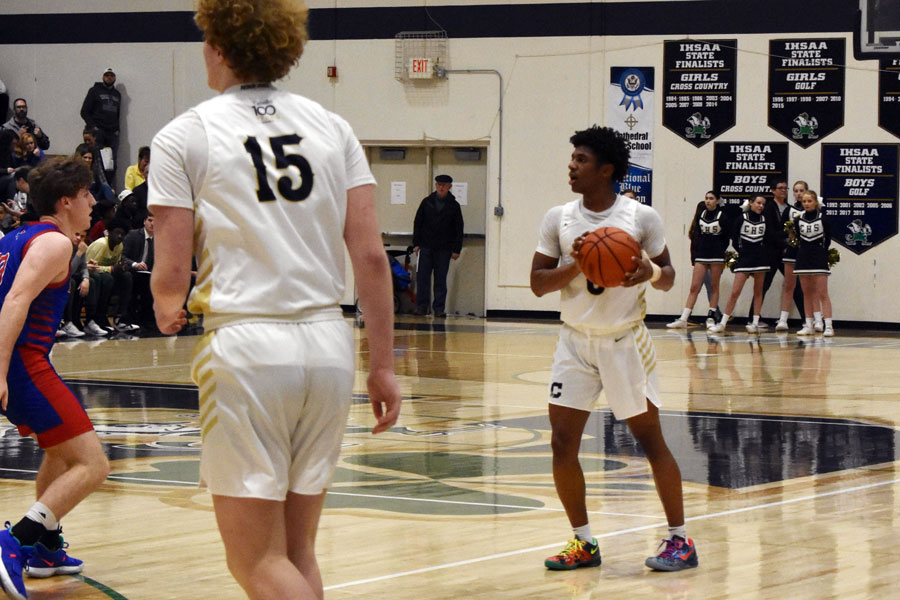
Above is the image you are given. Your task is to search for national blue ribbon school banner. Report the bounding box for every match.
[820,143,899,254]
[608,67,654,205]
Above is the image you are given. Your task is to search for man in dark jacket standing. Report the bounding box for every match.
[413,174,464,317]
[80,68,121,183]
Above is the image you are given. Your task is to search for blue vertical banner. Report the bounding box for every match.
[820,143,899,254]
[608,67,654,205]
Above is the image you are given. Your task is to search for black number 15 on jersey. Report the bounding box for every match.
[243,134,314,202]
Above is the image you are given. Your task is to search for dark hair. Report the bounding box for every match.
[106,218,131,234]
[13,166,30,182]
[27,157,93,217]
[138,146,150,161]
[569,126,630,183]
[75,143,93,157]
[82,125,99,136]
[770,178,787,190]
[706,190,720,199]
[13,98,26,107]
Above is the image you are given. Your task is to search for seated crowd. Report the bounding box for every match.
[0,87,165,339]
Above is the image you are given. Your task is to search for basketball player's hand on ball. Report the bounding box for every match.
[622,254,652,287]
[569,232,591,267]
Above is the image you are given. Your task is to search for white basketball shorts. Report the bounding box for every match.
[192,319,354,499]
[549,322,660,420]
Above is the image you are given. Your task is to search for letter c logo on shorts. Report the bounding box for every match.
[550,382,563,398]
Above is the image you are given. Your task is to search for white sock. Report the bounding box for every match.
[680,308,691,321]
[573,523,593,542]
[752,315,760,325]
[779,310,789,322]
[805,317,814,328]
[25,502,58,531]
[668,525,687,540]
[814,312,823,325]
[825,318,833,328]
[721,314,730,325]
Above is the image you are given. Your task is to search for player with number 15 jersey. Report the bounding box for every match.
[149,86,373,329]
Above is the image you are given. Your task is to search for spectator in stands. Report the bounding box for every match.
[59,230,91,338]
[87,199,116,243]
[86,218,139,332]
[122,211,155,329]
[75,144,115,205]
[80,68,121,182]
[81,127,110,188]
[3,167,30,217]
[115,187,144,230]
[0,129,16,174]
[2,98,50,150]
[124,146,150,190]
[11,133,44,168]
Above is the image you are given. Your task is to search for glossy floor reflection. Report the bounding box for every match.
[0,317,898,598]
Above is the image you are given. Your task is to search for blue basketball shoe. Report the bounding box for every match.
[0,524,28,599]
[645,535,699,571]
[25,533,83,578]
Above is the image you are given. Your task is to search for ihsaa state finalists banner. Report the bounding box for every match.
[768,38,845,148]
[608,67,654,205]
[880,58,900,139]
[663,39,737,148]
[820,143,899,255]
[712,142,788,207]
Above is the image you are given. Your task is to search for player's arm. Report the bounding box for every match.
[345,183,401,434]
[0,233,71,409]
[150,205,192,335]
[530,251,581,297]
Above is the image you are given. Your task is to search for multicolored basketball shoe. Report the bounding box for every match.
[644,536,699,571]
[25,535,83,578]
[0,523,28,600]
[544,538,602,570]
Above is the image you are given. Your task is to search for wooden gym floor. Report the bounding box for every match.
[1,316,899,599]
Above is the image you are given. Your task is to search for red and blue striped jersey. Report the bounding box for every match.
[0,223,70,355]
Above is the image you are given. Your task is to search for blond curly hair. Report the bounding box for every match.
[195,0,308,83]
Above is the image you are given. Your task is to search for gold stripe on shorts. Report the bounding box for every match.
[632,323,657,377]
[192,330,218,441]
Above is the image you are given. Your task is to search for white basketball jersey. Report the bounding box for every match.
[149,85,375,330]
[536,196,666,334]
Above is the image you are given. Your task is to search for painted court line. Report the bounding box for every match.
[327,490,658,519]
[323,476,900,591]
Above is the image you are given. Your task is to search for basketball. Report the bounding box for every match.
[576,227,642,287]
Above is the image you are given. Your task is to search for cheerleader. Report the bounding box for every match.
[668,191,729,328]
[775,180,808,330]
[709,195,772,333]
[793,190,833,336]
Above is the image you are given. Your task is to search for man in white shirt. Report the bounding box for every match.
[147,1,401,597]
[531,126,698,573]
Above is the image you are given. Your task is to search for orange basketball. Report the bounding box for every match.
[576,227,642,287]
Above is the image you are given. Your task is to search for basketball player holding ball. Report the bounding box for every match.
[530,126,698,572]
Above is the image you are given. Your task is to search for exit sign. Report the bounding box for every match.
[408,57,432,79]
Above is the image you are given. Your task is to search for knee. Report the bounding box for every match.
[550,430,581,462]
[89,454,110,488]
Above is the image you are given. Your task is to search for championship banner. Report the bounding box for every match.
[820,143,899,254]
[712,142,789,207]
[880,58,900,139]
[768,38,845,148]
[608,66,654,205]
[662,39,737,148]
